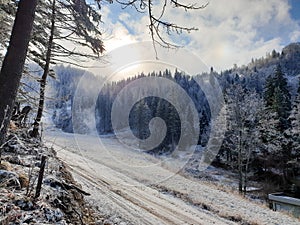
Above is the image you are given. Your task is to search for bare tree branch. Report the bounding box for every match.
[111,0,208,53]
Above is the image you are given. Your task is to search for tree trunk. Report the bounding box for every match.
[31,0,56,138]
[238,155,243,194]
[0,0,38,145]
[243,147,251,196]
[238,130,243,194]
[34,155,47,199]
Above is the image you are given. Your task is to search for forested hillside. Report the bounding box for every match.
[49,42,300,193]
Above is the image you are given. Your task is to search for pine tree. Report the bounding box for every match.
[0,1,15,65]
[167,87,181,151]
[264,65,291,130]
[261,65,293,183]
[137,100,152,140]
[31,0,104,137]
[0,0,38,145]
[289,78,300,158]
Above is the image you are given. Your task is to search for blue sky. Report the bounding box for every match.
[290,0,300,21]
[97,0,300,72]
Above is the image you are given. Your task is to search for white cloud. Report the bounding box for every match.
[290,31,300,43]
[103,22,137,50]
[118,12,131,21]
[99,0,300,72]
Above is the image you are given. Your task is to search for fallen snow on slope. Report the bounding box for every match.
[45,130,300,225]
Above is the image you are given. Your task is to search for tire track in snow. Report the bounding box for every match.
[46,132,300,225]
[57,148,236,225]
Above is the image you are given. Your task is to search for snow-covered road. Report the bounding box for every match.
[44,131,300,225]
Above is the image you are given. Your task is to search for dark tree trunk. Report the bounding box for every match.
[31,0,56,138]
[34,155,47,199]
[238,130,243,194]
[0,0,38,145]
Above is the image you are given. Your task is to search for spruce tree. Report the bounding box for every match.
[264,65,291,130]
[0,1,15,65]
[289,78,300,158]
[261,65,292,183]
[31,0,104,137]
[0,0,38,145]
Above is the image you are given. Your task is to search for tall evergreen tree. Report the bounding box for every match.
[289,78,300,159]
[0,0,38,145]
[264,65,291,131]
[136,99,152,140]
[31,0,104,137]
[0,1,15,65]
[261,65,292,183]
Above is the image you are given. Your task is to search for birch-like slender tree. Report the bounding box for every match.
[225,84,263,194]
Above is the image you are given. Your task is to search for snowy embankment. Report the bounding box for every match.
[45,130,300,225]
[0,128,99,224]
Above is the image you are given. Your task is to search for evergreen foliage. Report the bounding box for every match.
[49,42,300,192]
[264,65,291,130]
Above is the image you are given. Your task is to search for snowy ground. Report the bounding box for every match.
[0,128,98,225]
[44,130,300,225]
